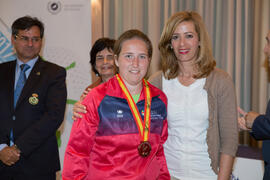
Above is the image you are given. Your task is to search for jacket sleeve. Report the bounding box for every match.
[62,94,99,180]
[217,74,239,156]
[251,115,270,140]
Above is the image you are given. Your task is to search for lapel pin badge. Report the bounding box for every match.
[29,93,39,105]
[36,72,40,75]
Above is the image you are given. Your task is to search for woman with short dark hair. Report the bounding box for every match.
[88,37,116,88]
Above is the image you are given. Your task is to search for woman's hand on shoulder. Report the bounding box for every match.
[72,87,92,121]
[72,101,87,121]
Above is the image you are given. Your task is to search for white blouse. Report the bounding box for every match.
[163,77,217,180]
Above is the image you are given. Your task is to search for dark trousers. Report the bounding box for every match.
[263,162,270,180]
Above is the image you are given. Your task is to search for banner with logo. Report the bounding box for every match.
[0,0,92,178]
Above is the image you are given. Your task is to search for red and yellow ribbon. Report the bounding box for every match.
[116,74,151,142]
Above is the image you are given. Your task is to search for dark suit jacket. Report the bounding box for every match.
[251,100,270,180]
[0,57,67,176]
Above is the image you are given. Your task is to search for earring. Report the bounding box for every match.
[169,44,173,50]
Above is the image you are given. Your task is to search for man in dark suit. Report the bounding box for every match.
[0,16,67,180]
[238,30,270,180]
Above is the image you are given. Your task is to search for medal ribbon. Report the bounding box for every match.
[116,74,151,141]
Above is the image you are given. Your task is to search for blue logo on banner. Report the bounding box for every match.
[0,30,16,63]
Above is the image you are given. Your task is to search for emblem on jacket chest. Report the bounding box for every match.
[29,93,39,105]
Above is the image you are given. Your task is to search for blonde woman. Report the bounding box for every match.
[149,11,238,180]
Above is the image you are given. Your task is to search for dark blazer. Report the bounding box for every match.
[251,100,270,180]
[0,57,67,177]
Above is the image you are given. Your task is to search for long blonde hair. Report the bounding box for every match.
[159,11,216,79]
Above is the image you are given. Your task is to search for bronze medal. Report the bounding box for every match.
[138,141,151,157]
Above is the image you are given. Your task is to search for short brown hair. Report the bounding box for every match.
[12,16,44,38]
[90,38,115,76]
[114,29,152,59]
[159,11,216,79]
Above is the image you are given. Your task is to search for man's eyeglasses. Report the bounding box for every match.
[14,35,41,43]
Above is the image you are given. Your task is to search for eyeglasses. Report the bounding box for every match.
[14,35,42,43]
[96,55,114,61]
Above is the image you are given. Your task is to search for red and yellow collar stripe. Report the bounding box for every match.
[116,74,152,142]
